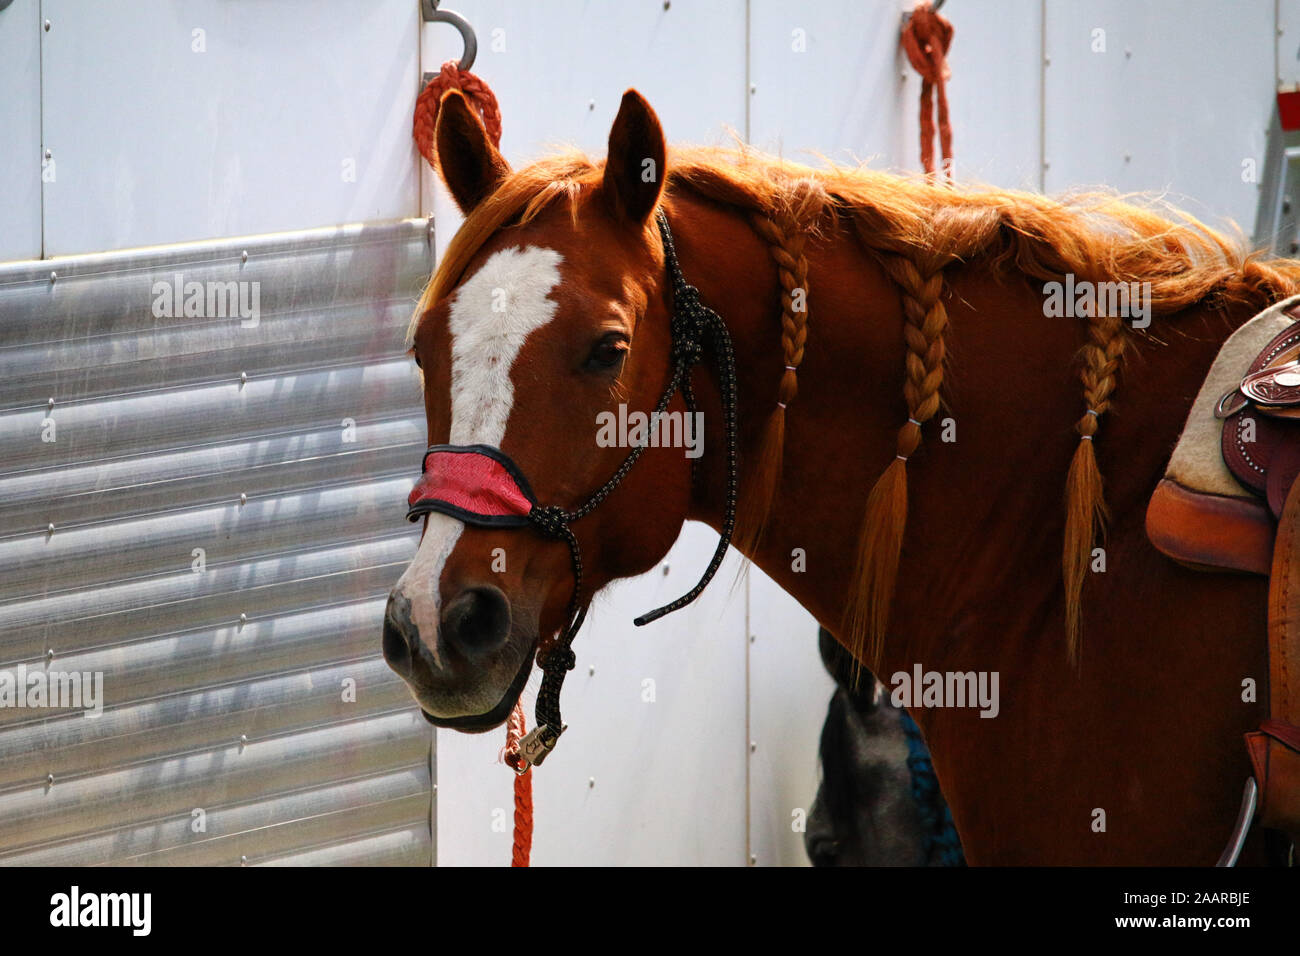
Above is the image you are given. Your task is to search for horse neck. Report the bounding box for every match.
[668,190,1219,672]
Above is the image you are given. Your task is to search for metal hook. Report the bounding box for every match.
[421,0,477,72]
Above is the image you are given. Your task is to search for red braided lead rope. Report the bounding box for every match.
[503,701,533,867]
[414,61,524,866]
[900,2,954,180]
[413,60,503,165]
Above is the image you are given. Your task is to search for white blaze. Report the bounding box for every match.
[394,246,564,649]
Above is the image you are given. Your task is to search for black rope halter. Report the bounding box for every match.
[406,209,740,770]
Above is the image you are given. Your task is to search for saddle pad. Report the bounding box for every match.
[1165,294,1300,499]
[1147,295,1300,574]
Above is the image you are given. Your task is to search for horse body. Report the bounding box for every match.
[391,88,1293,863]
[666,190,1269,863]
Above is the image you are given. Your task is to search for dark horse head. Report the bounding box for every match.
[804,627,933,866]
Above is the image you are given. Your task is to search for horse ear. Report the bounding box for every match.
[435,89,511,215]
[602,90,667,225]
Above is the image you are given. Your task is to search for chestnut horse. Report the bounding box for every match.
[385,87,1300,864]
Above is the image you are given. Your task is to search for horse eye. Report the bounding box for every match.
[585,333,629,372]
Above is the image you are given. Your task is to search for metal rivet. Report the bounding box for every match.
[49,271,57,284]
[239,371,247,386]
[1043,56,1051,66]
[663,1,670,9]
[1124,48,1132,58]
[239,734,248,748]
[46,522,54,535]
[588,99,595,111]
[661,564,670,576]
[47,396,55,408]
[43,19,50,31]
[44,148,51,160]
[750,634,756,643]
[240,250,248,264]
[750,741,757,753]
[587,665,595,676]
[239,613,247,625]
[46,648,54,662]
[240,855,248,866]
[750,84,757,95]
[1123,153,1131,163]
[588,777,595,788]
[750,854,757,865]
[46,773,55,786]
[239,492,247,506]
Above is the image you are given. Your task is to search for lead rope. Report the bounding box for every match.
[506,210,740,777]
[412,60,503,169]
[412,59,526,864]
[502,701,533,866]
[900,2,955,180]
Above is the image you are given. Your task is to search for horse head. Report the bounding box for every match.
[384,89,697,731]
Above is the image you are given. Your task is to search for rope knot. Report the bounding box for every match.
[540,646,577,672]
[412,60,503,168]
[528,505,570,538]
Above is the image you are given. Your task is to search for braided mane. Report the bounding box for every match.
[411,145,1300,666]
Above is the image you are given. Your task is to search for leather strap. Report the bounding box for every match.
[1248,476,1300,835]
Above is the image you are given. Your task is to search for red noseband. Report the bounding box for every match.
[407,444,536,527]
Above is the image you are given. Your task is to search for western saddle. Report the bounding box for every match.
[1147,295,1300,855]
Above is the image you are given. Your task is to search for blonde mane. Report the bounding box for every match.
[411,144,1300,666]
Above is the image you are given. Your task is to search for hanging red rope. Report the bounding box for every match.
[413,60,504,165]
[502,700,533,867]
[414,61,525,867]
[900,2,955,180]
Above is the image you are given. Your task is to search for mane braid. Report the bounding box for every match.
[734,176,825,555]
[411,144,1300,665]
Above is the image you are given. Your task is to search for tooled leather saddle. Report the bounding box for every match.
[1215,318,1300,844]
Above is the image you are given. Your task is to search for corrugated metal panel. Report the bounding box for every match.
[0,218,434,865]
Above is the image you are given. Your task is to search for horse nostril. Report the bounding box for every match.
[441,585,511,659]
[382,592,415,675]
